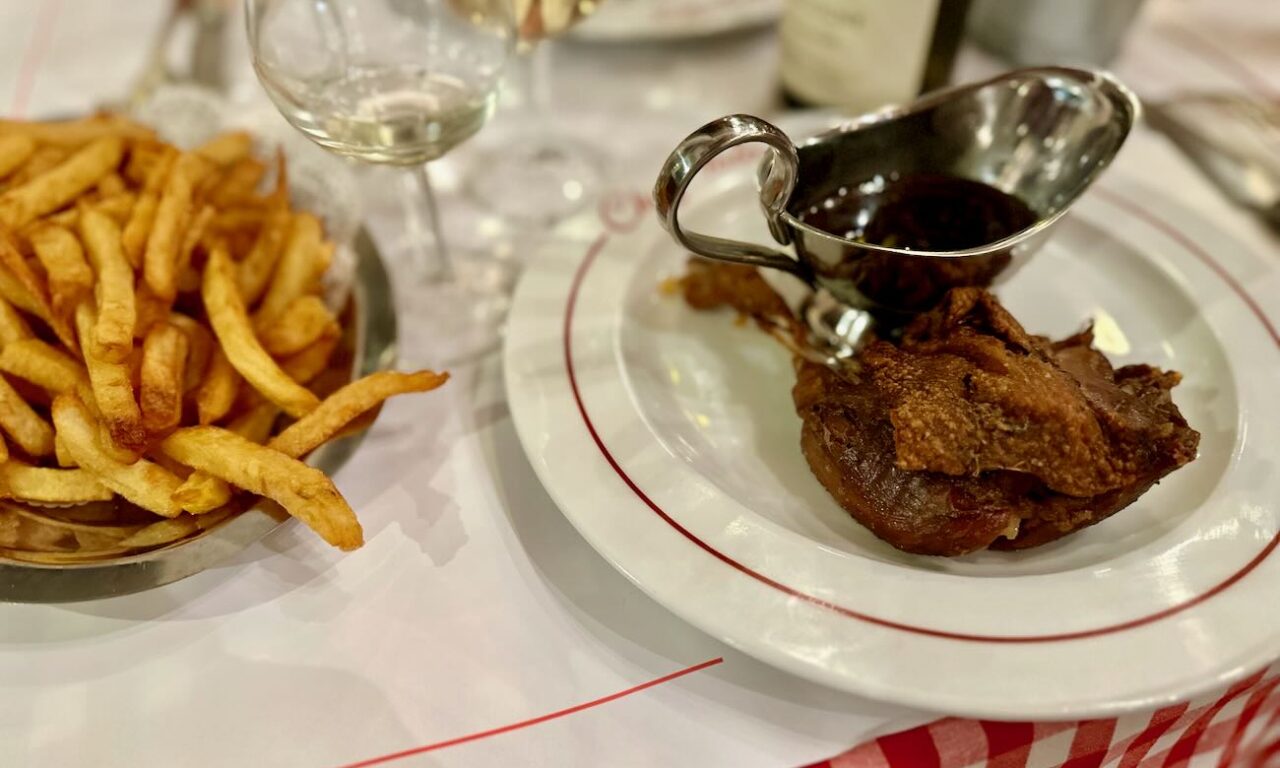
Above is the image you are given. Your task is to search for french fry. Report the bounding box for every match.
[0,225,67,347]
[143,151,205,300]
[229,401,280,443]
[51,394,183,517]
[212,204,267,235]
[78,207,136,362]
[203,247,319,418]
[0,135,36,179]
[195,346,239,425]
[0,136,124,228]
[75,302,145,454]
[0,374,54,457]
[54,433,75,467]
[0,294,32,345]
[259,295,339,357]
[238,154,290,304]
[117,514,212,549]
[175,394,278,514]
[0,462,112,504]
[123,139,169,185]
[91,192,135,226]
[0,115,152,147]
[0,339,89,397]
[139,322,188,436]
[0,228,43,298]
[270,371,447,459]
[96,173,127,197]
[0,432,9,462]
[210,159,267,209]
[238,208,292,306]
[7,146,67,186]
[169,312,213,392]
[196,131,253,167]
[254,212,328,325]
[149,447,193,479]
[176,204,214,294]
[170,471,232,514]
[133,283,170,339]
[28,223,93,325]
[0,262,45,318]
[279,333,340,385]
[161,426,362,549]
[121,149,175,267]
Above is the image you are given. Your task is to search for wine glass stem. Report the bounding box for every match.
[400,163,454,283]
[523,42,553,119]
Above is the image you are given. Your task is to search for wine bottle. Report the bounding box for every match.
[780,0,971,110]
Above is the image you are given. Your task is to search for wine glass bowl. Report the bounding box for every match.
[247,0,514,166]
[245,0,519,365]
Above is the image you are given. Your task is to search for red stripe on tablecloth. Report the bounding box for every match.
[1061,719,1118,768]
[931,719,995,766]
[817,669,1280,768]
[980,720,1035,768]
[9,0,62,118]
[1149,718,1245,766]
[1160,670,1268,766]
[1251,704,1280,763]
[1238,702,1280,767]
[1255,739,1280,766]
[336,657,723,768]
[807,740,886,768]
[1118,704,1192,768]
[1219,678,1280,767]
[876,723,942,768]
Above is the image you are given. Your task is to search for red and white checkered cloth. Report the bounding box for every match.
[805,665,1280,768]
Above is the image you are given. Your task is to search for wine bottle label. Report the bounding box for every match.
[781,0,940,110]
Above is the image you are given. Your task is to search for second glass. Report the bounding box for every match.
[467,0,608,225]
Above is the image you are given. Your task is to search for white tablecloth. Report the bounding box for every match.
[0,1,1276,766]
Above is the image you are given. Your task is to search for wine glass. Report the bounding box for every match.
[466,0,607,225]
[245,0,517,365]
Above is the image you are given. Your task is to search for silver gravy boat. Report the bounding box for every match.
[653,67,1140,353]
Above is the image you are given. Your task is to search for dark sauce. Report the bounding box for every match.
[796,174,1037,252]
[792,174,1039,314]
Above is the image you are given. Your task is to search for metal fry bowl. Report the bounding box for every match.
[0,230,396,604]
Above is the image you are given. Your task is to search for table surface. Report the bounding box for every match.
[0,1,1277,766]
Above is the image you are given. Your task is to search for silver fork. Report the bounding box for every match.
[1146,94,1280,234]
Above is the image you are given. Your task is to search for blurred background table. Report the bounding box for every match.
[0,0,1275,765]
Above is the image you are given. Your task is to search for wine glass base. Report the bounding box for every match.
[466,130,603,226]
[396,282,509,369]
[384,241,516,368]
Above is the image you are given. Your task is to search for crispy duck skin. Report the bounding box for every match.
[681,259,1200,555]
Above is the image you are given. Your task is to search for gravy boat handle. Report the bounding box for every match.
[653,114,809,280]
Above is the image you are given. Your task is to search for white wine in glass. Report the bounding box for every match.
[276,65,498,165]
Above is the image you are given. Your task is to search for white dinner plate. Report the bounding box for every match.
[573,0,781,42]
[503,143,1280,718]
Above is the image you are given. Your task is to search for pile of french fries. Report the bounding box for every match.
[0,115,446,562]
